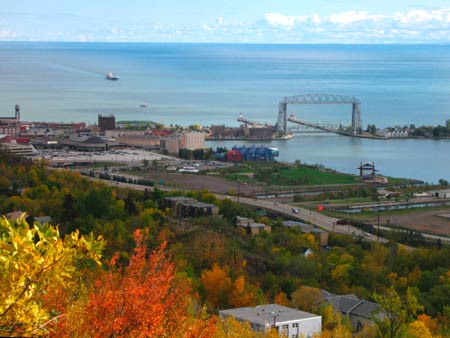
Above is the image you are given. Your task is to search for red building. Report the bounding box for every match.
[226,150,242,162]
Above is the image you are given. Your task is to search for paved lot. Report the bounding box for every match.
[38,148,177,164]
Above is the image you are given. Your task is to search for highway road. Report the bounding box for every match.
[216,195,388,243]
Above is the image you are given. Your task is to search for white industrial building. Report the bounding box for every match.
[429,189,450,199]
[220,304,321,338]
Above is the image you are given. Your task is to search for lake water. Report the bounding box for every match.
[0,42,448,182]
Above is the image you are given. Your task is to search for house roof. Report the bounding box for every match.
[324,293,380,319]
[351,300,381,318]
[220,304,320,326]
[5,211,28,221]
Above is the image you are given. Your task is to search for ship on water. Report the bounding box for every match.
[105,72,119,81]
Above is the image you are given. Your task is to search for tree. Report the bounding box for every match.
[201,263,233,310]
[273,292,290,307]
[291,286,324,313]
[320,304,352,338]
[179,148,193,159]
[366,124,377,134]
[124,192,138,215]
[404,321,433,338]
[214,317,279,338]
[372,286,423,338]
[0,216,103,337]
[229,275,259,308]
[438,179,449,187]
[60,230,215,338]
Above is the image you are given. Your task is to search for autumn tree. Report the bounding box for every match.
[214,316,279,338]
[201,263,233,309]
[201,263,260,310]
[319,304,352,338]
[404,321,433,338]
[59,229,215,338]
[372,286,424,338]
[0,216,103,337]
[291,285,324,314]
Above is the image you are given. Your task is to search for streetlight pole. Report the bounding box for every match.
[237,180,240,203]
[377,198,380,242]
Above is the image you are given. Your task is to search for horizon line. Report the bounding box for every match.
[1,40,450,46]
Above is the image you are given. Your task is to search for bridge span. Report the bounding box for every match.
[276,94,362,136]
[237,114,264,127]
[287,115,351,135]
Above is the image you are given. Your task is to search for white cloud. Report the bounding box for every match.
[258,8,450,42]
[0,29,18,39]
[1,8,450,43]
[329,11,372,25]
[264,13,308,29]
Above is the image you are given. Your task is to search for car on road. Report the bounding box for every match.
[292,208,299,214]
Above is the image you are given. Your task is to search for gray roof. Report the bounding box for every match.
[351,300,381,318]
[327,296,361,313]
[165,196,195,202]
[324,293,380,319]
[220,304,320,326]
[304,228,326,234]
[283,220,313,229]
[185,202,218,208]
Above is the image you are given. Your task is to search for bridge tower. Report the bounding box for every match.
[351,102,362,134]
[276,102,287,135]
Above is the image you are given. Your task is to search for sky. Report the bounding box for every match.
[1,0,450,43]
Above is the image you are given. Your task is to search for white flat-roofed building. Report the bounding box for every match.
[0,142,37,156]
[220,304,321,338]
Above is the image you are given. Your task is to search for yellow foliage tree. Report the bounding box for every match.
[0,216,103,337]
[404,321,433,338]
[214,317,280,338]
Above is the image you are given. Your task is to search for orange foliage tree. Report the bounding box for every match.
[57,229,215,338]
[201,263,259,310]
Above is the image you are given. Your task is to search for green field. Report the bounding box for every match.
[214,162,360,186]
[272,166,358,185]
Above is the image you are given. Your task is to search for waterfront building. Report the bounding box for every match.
[60,134,110,151]
[181,131,205,150]
[220,304,322,337]
[98,114,116,132]
[0,104,21,136]
[116,134,160,149]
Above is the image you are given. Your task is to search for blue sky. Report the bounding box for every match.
[1,0,450,43]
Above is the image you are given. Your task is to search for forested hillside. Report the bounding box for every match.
[0,152,449,337]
